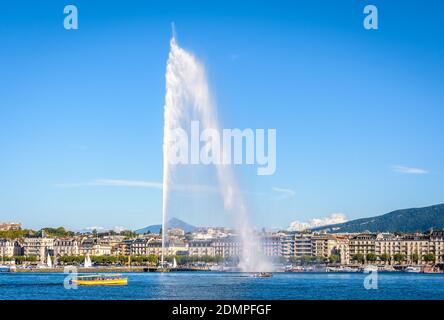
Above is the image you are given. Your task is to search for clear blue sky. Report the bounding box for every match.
[0,1,443,230]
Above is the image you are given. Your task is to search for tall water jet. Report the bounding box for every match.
[162,34,271,272]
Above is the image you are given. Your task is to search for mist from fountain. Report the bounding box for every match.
[161,35,272,272]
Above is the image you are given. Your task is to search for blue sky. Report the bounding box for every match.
[0,1,443,230]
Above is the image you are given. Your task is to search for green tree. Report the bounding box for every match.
[411,253,420,264]
[0,229,31,239]
[329,254,340,264]
[120,230,138,239]
[352,253,365,264]
[379,253,391,264]
[11,255,37,264]
[394,253,406,264]
[314,255,327,264]
[423,253,435,263]
[366,253,377,262]
[41,227,74,237]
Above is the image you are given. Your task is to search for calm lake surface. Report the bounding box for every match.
[1,272,443,300]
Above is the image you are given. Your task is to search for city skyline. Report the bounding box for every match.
[1,1,443,230]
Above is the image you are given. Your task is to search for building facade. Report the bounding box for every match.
[79,238,111,256]
[23,237,54,259]
[311,234,338,259]
[0,239,22,257]
[188,240,216,257]
[293,233,313,257]
[53,238,80,257]
[262,236,281,257]
[213,237,241,258]
[0,223,21,231]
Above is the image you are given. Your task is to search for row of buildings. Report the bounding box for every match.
[0,237,115,260]
[3,223,444,265]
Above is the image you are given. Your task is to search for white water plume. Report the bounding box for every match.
[162,35,271,272]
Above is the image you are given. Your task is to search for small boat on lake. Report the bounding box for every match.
[254,272,273,278]
[0,265,11,272]
[71,274,128,286]
[379,265,396,272]
[405,266,421,273]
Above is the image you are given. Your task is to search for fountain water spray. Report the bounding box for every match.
[161,34,271,272]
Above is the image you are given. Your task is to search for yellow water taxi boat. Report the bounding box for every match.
[71,274,128,286]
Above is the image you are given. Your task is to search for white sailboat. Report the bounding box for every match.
[172,257,177,268]
[46,253,53,268]
[84,253,92,268]
[405,266,421,273]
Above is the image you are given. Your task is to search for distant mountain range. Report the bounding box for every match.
[312,204,444,233]
[134,204,444,235]
[135,217,197,234]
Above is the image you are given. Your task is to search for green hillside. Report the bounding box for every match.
[312,204,444,233]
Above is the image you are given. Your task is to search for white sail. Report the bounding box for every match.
[173,257,177,268]
[47,253,52,268]
[84,253,92,268]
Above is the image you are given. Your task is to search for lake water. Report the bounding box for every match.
[1,272,443,300]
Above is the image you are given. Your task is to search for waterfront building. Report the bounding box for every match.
[350,233,436,265]
[293,233,313,257]
[163,241,188,256]
[280,235,295,258]
[101,235,126,255]
[400,235,430,264]
[374,234,404,264]
[334,235,350,264]
[191,227,232,240]
[115,239,133,256]
[23,237,54,259]
[131,238,150,255]
[131,238,188,256]
[168,228,185,237]
[0,222,22,231]
[11,227,444,266]
[430,230,444,264]
[213,237,241,258]
[145,240,163,255]
[53,238,80,257]
[311,234,338,259]
[349,233,377,259]
[188,240,215,256]
[129,235,160,256]
[261,236,281,257]
[0,239,22,257]
[79,238,111,256]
